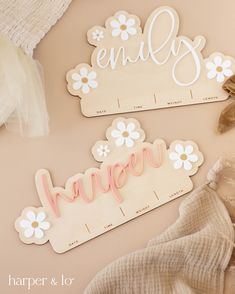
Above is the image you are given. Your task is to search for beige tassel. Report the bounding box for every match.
[218,75,235,134]
[222,75,235,97]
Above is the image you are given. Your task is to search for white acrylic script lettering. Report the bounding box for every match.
[96,8,205,86]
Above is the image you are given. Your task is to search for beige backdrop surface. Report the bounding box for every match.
[1,0,235,293]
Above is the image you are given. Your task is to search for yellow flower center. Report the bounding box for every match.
[82,77,88,83]
[120,24,127,31]
[122,131,129,137]
[216,66,223,72]
[31,221,39,228]
[180,154,187,161]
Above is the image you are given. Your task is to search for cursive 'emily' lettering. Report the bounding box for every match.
[96,8,205,86]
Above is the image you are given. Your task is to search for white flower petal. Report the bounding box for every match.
[80,67,88,76]
[183,160,192,171]
[117,121,126,131]
[71,73,81,81]
[216,73,225,83]
[223,69,233,77]
[111,130,121,138]
[110,20,120,28]
[112,28,121,37]
[125,137,134,147]
[88,80,98,89]
[214,56,222,66]
[24,227,34,238]
[175,144,184,154]
[26,211,36,222]
[121,31,129,41]
[169,152,179,161]
[127,27,137,36]
[188,154,198,163]
[88,71,97,79]
[206,61,216,70]
[185,145,193,155]
[207,70,217,79]
[20,220,31,229]
[130,131,140,140]
[34,228,44,239]
[97,150,103,156]
[126,18,135,27]
[126,122,135,132]
[39,221,50,230]
[116,137,125,146]
[222,59,231,69]
[118,14,126,24]
[82,84,90,94]
[36,212,46,222]
[174,160,183,169]
[73,81,82,90]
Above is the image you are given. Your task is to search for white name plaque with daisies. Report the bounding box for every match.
[66,6,235,117]
[15,118,204,253]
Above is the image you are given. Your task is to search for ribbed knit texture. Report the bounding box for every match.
[0,0,72,55]
[0,0,72,136]
[84,183,235,294]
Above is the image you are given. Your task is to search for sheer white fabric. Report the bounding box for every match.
[0,0,72,136]
[0,35,48,136]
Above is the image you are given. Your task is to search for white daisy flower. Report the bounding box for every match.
[206,56,233,83]
[111,121,140,147]
[169,144,198,171]
[92,29,104,41]
[110,14,137,41]
[97,144,110,157]
[71,67,98,94]
[19,211,50,239]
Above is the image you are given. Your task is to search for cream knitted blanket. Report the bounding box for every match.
[0,0,72,136]
[85,159,235,294]
[0,0,72,55]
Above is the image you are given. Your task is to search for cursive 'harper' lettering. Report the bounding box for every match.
[36,143,164,217]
